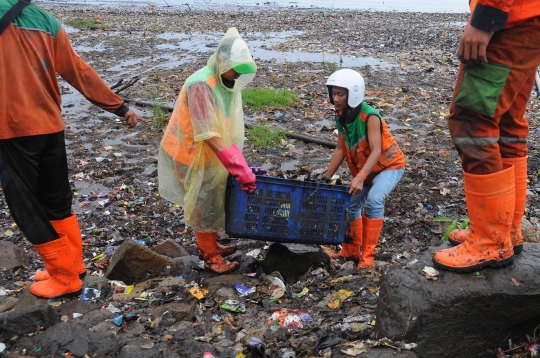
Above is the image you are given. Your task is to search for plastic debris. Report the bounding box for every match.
[343,314,375,323]
[112,315,124,326]
[341,342,367,356]
[245,249,261,258]
[422,266,439,280]
[106,303,122,314]
[110,280,134,294]
[296,287,309,298]
[81,288,101,301]
[190,286,209,300]
[113,313,137,327]
[47,298,63,307]
[268,309,311,329]
[235,283,255,296]
[327,289,354,309]
[220,300,246,313]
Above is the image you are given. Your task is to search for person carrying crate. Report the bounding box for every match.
[322,69,406,270]
[158,27,257,274]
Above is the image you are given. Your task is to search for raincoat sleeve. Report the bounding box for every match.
[53,27,125,114]
[187,83,223,142]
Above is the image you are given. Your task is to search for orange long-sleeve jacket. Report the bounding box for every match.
[469,0,540,31]
[0,0,128,140]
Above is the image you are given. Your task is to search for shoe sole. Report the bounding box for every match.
[208,263,239,274]
[447,239,523,255]
[432,254,514,273]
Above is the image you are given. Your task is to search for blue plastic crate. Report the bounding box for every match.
[225,175,352,245]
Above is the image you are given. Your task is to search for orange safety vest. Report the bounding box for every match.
[336,103,406,183]
[161,74,220,167]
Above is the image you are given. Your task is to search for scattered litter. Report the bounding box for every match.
[234,283,255,296]
[81,288,101,301]
[190,286,209,300]
[47,298,63,307]
[327,289,354,309]
[296,287,309,298]
[110,280,134,294]
[422,266,439,280]
[220,300,246,313]
[341,342,367,356]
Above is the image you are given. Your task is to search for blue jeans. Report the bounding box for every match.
[349,168,404,219]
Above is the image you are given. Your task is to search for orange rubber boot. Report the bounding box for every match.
[330,218,362,261]
[198,242,237,260]
[504,157,527,254]
[195,231,238,274]
[357,214,383,270]
[30,234,83,298]
[35,214,86,281]
[216,242,237,256]
[448,157,526,255]
[433,163,515,273]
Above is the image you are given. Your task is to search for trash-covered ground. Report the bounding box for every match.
[2,4,540,357]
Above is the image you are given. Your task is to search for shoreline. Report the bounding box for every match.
[37,0,469,14]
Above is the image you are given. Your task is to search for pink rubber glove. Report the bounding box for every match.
[216,144,257,193]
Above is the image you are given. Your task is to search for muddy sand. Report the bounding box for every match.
[1,3,540,357]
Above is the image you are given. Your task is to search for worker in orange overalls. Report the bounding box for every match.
[158,27,257,274]
[0,0,145,298]
[433,0,540,272]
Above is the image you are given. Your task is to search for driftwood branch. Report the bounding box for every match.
[121,96,336,148]
[121,96,172,111]
[109,79,124,91]
[113,77,139,94]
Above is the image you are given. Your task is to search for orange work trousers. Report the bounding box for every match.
[448,16,540,174]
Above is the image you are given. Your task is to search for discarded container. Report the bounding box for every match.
[225,175,351,244]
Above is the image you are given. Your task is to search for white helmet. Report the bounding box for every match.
[326,69,365,108]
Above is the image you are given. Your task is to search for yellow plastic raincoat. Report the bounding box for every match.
[158,27,257,232]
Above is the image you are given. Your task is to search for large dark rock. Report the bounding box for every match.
[0,241,30,270]
[261,243,329,280]
[39,322,89,357]
[151,239,189,258]
[0,304,59,339]
[375,242,540,358]
[105,239,179,285]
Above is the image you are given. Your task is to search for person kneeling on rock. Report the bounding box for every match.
[158,27,257,274]
[322,69,406,270]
